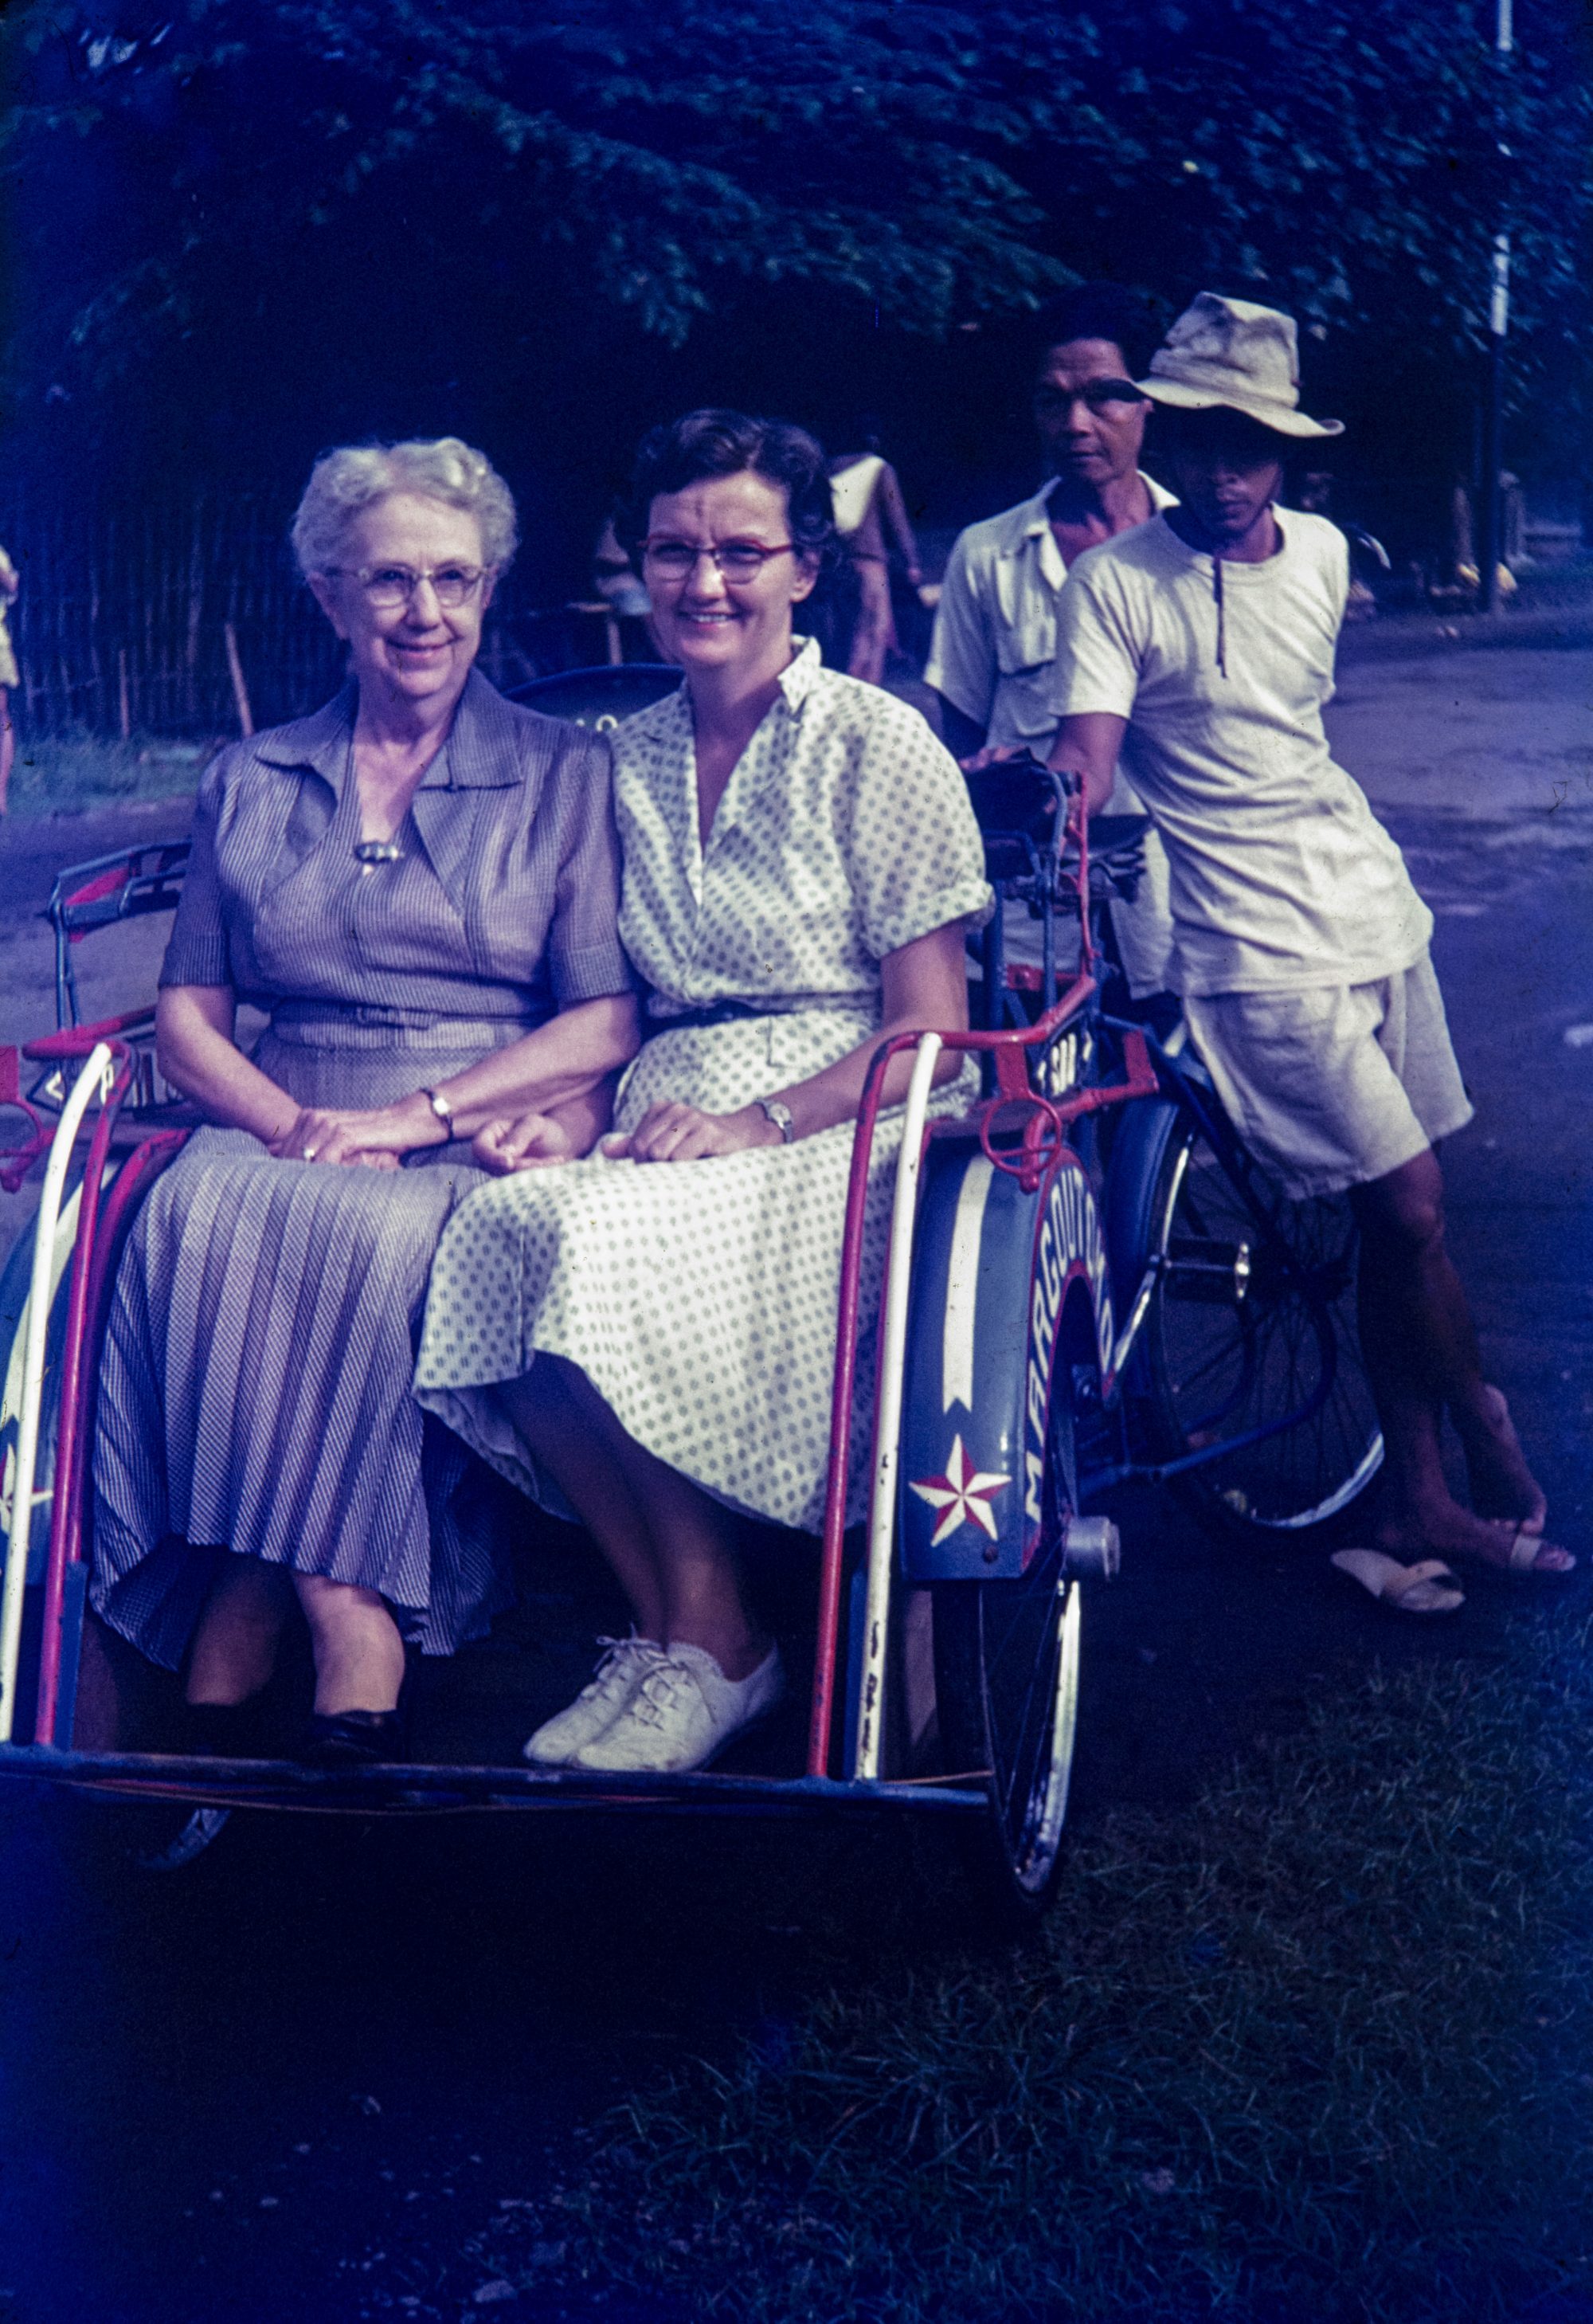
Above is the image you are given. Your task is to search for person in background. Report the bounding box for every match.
[1447,473,1478,587]
[1297,470,1382,618]
[1046,292,1568,1609]
[827,425,925,684]
[592,513,664,658]
[1448,474,1517,602]
[925,283,1176,1002]
[0,543,20,813]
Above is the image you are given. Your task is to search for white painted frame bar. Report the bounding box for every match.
[0,1043,114,1743]
[851,1033,942,1783]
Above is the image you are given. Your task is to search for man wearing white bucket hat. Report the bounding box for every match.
[1047,292,1569,1602]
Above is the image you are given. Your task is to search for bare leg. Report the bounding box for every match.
[603,1424,768,1676]
[185,1555,294,1706]
[846,563,893,685]
[293,1574,406,1715]
[499,1357,769,1677]
[498,1362,667,1641]
[1352,1150,1566,1570]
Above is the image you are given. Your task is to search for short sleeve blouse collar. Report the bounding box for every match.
[250,669,522,797]
[776,635,824,712]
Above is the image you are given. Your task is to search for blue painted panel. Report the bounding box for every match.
[900,1135,1114,1583]
[900,1139,1038,1581]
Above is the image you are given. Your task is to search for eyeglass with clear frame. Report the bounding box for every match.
[640,538,796,583]
[330,563,491,609]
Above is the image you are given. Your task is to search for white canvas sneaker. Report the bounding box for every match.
[569,1643,785,1775]
[523,1635,666,1766]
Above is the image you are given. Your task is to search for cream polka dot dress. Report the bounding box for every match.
[414,641,993,1532]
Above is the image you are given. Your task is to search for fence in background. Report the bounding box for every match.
[0,488,555,740]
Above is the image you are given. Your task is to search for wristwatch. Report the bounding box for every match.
[419,1087,456,1134]
[757,1096,796,1145]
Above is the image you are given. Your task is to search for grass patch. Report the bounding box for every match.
[9,731,209,814]
[487,1612,1593,2321]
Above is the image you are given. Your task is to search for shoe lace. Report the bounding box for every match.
[628,1659,703,1730]
[581,1635,659,1699]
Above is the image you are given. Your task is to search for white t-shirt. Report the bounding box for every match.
[828,454,885,539]
[925,473,1176,750]
[925,474,1180,997]
[1054,510,1432,997]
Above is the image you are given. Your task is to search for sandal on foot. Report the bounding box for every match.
[1496,1523,1575,1577]
[1330,1549,1465,1615]
[1466,1387,1550,1532]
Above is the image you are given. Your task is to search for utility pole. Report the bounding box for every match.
[1478,0,1513,613]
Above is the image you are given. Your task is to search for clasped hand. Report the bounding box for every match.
[605,1100,782,1163]
[268,1099,442,1170]
[470,1099,781,1174]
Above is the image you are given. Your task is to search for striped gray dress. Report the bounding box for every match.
[91,672,633,1666]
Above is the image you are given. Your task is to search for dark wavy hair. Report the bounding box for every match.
[1030,282,1152,377]
[616,408,838,569]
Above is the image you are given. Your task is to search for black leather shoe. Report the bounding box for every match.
[298,1709,406,1767]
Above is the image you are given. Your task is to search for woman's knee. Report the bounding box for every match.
[203,1554,292,1617]
[293,1574,391,1627]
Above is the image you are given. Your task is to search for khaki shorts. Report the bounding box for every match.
[1181,952,1474,1201]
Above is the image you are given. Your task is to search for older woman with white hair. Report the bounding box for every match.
[92,437,638,1762]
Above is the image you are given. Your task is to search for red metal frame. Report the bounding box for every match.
[30,1048,143,1742]
[0,1048,48,1194]
[805,782,1157,1777]
[25,1009,157,1063]
[0,1014,161,1193]
[36,1127,192,1746]
[803,992,1158,1777]
[17,768,1145,1793]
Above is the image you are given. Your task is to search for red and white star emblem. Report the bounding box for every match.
[910,1435,1012,1546]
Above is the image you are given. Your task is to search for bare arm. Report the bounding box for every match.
[157,985,301,1145]
[609,921,973,1164]
[935,695,988,763]
[1047,711,1126,817]
[473,1074,624,1173]
[282,995,641,1166]
[159,984,640,1166]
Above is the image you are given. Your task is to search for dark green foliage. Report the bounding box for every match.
[2,0,1587,386]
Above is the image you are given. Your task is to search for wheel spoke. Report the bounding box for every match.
[1149,1123,1380,1529]
[982,1557,1062,1834]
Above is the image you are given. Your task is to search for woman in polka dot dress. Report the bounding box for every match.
[415,411,992,1774]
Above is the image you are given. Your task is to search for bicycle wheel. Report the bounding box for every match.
[933,1395,1081,1930]
[1118,1099,1383,1545]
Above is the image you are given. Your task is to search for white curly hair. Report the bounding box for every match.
[291,437,518,578]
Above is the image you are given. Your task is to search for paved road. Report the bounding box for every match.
[0,639,1588,2322]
